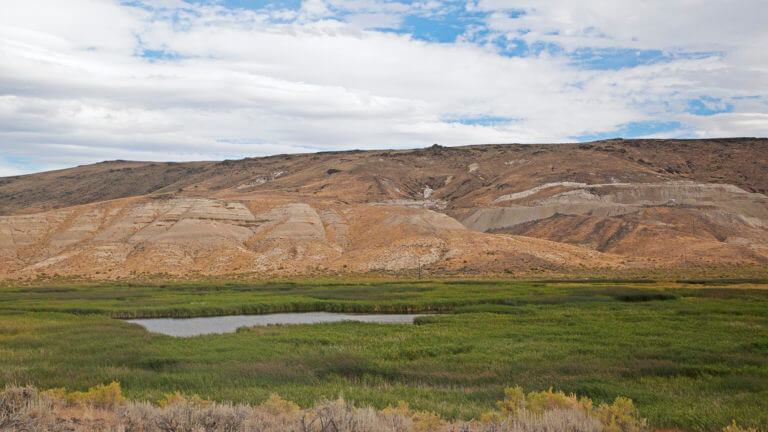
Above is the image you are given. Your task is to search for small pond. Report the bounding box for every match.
[125,312,425,337]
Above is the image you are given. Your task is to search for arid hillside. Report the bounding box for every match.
[1,138,767,279]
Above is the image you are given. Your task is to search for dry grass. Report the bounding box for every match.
[1,384,761,432]
[0,383,657,432]
[0,386,58,431]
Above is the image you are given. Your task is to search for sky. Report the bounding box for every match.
[1,0,767,175]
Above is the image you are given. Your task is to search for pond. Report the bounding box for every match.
[125,311,426,337]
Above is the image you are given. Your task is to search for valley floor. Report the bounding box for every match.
[1,279,767,431]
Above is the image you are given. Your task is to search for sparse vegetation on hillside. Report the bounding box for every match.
[2,139,768,280]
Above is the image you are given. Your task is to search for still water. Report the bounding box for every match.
[125,312,425,337]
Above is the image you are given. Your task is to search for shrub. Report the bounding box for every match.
[258,393,299,416]
[722,421,760,432]
[0,386,57,430]
[490,386,646,432]
[527,387,581,414]
[496,386,586,415]
[503,407,601,432]
[117,401,160,432]
[2,384,655,432]
[158,391,187,408]
[41,387,67,404]
[66,381,126,409]
[383,401,445,432]
[595,397,646,432]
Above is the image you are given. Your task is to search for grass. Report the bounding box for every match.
[0,280,690,318]
[0,279,766,430]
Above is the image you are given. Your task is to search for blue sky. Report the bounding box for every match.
[0,0,767,175]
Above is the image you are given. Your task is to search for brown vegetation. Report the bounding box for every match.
[0,383,661,432]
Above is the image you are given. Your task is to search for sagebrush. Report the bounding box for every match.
[0,384,659,432]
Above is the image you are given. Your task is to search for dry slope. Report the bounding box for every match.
[0,138,766,278]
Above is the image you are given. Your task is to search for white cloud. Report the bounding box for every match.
[0,0,766,175]
[686,113,768,138]
[476,0,768,52]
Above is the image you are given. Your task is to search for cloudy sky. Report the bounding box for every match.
[1,0,767,175]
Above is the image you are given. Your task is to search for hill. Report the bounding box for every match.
[1,138,766,279]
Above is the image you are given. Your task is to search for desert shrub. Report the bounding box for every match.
[496,386,588,415]
[490,407,602,432]
[66,381,126,409]
[1,386,39,417]
[154,392,249,432]
[306,397,412,432]
[155,400,201,431]
[527,388,583,414]
[117,401,160,432]
[42,387,67,404]
[257,393,299,416]
[194,402,250,432]
[411,410,446,432]
[595,397,646,432]
[2,384,655,432]
[157,392,187,408]
[489,386,645,432]
[722,421,761,432]
[0,386,57,430]
[383,401,445,432]
[496,386,526,414]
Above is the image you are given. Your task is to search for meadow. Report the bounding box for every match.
[1,279,767,431]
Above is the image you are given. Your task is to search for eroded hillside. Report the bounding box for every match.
[0,138,766,278]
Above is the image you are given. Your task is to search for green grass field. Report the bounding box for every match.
[1,279,767,430]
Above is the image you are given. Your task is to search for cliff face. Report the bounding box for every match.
[1,138,766,278]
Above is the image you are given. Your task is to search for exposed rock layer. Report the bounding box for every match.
[0,138,766,278]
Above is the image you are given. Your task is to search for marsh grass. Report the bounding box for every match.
[0,280,766,430]
[0,280,700,319]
